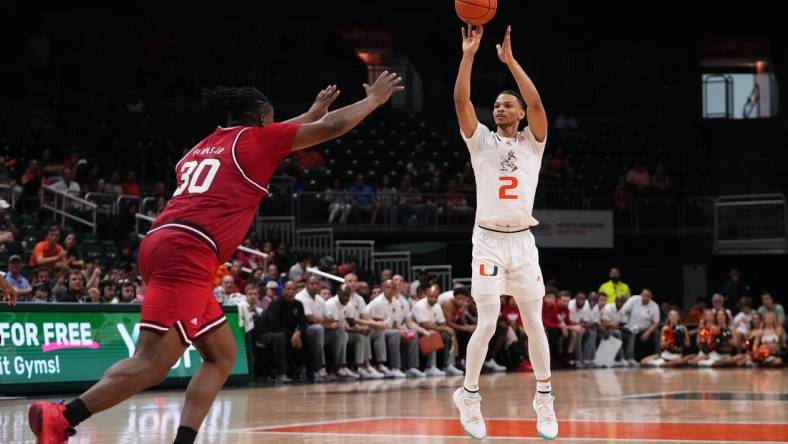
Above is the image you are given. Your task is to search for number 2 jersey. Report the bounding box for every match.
[151,123,300,261]
[461,122,546,231]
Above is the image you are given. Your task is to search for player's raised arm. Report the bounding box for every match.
[285,85,341,124]
[497,26,547,143]
[454,24,483,139]
[291,72,404,151]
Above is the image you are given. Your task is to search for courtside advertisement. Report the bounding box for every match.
[0,306,249,385]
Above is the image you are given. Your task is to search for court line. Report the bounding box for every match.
[229,430,788,444]
[226,416,381,433]
[597,390,788,401]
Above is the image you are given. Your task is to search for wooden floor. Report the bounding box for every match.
[2,368,788,443]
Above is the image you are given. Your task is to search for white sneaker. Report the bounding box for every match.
[613,359,628,368]
[405,367,426,378]
[358,367,384,379]
[484,359,507,372]
[533,393,559,440]
[390,369,407,379]
[337,367,359,379]
[453,387,486,439]
[424,366,446,377]
[627,359,640,367]
[445,365,464,376]
[368,366,385,378]
[377,364,396,378]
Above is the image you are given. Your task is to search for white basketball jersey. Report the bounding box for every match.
[462,122,546,230]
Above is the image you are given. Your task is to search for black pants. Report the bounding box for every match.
[456,329,472,360]
[257,332,287,377]
[546,327,567,366]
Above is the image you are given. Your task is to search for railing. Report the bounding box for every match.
[85,193,141,216]
[714,194,787,254]
[257,216,296,247]
[336,240,375,274]
[372,251,412,281]
[134,213,155,239]
[743,84,760,119]
[295,228,334,259]
[39,186,98,234]
[412,265,453,293]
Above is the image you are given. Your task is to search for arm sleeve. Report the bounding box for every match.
[460,122,489,154]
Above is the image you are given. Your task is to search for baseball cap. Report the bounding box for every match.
[8,254,22,264]
[0,199,9,210]
[265,281,279,289]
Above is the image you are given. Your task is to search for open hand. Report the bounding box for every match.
[496,26,514,64]
[307,85,341,118]
[461,23,483,55]
[363,71,405,105]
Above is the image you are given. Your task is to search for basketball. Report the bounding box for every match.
[455,0,497,25]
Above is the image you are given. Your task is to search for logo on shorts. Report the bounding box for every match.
[190,318,198,326]
[479,264,499,277]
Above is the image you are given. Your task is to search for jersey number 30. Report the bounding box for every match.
[498,176,519,200]
[173,159,221,197]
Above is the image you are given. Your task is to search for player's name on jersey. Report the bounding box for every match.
[192,146,225,156]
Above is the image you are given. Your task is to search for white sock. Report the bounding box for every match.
[536,381,552,398]
[463,385,480,398]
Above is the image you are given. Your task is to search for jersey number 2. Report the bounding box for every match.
[498,176,519,200]
[173,159,220,197]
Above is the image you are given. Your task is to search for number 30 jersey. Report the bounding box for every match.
[152,123,300,261]
[462,122,546,231]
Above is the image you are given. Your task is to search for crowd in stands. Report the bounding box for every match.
[4,219,785,384]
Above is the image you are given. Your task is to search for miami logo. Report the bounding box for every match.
[479,264,499,277]
[499,150,518,173]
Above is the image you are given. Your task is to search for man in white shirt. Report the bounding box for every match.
[288,254,312,281]
[366,279,410,378]
[600,295,627,366]
[296,275,354,381]
[50,168,81,199]
[732,297,753,337]
[568,292,596,367]
[411,284,463,377]
[325,284,383,379]
[621,289,660,365]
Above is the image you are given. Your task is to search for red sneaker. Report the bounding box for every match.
[517,361,533,372]
[28,401,76,444]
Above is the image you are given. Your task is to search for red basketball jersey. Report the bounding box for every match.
[151,123,300,261]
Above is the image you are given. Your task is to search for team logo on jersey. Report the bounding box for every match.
[499,150,519,173]
[479,263,499,277]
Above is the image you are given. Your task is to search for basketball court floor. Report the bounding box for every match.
[2,368,787,443]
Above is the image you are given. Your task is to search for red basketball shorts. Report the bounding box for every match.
[138,228,225,346]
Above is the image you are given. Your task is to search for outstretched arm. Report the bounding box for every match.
[291,72,403,151]
[454,24,483,139]
[285,85,341,125]
[497,26,547,142]
[1,275,17,306]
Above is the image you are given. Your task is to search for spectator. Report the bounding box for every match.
[737,311,763,366]
[625,162,650,190]
[105,172,123,196]
[752,313,785,367]
[50,168,81,197]
[258,282,277,311]
[31,284,50,303]
[349,174,377,224]
[99,281,118,303]
[695,310,738,367]
[441,287,479,368]
[318,285,333,301]
[29,226,66,270]
[120,171,141,196]
[558,291,584,366]
[0,199,17,249]
[598,267,631,304]
[118,280,138,303]
[411,284,463,376]
[273,243,292,277]
[568,291,596,367]
[215,275,236,304]
[600,295,628,367]
[325,178,351,224]
[651,163,671,191]
[613,179,634,211]
[542,288,570,368]
[260,264,284,296]
[357,281,372,303]
[720,268,751,308]
[621,288,660,364]
[365,279,408,378]
[255,281,309,382]
[733,297,754,337]
[711,293,733,321]
[20,159,47,213]
[399,174,431,225]
[378,268,393,286]
[30,267,52,292]
[640,309,690,367]
[445,180,474,224]
[757,291,785,325]
[5,255,32,301]
[325,284,383,379]
[374,175,398,225]
[288,253,312,281]
[295,275,353,381]
[228,260,247,292]
[54,270,99,303]
[232,238,258,270]
[62,232,84,269]
[498,295,530,371]
[370,285,382,299]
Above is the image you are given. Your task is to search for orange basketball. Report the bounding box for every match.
[455,0,497,26]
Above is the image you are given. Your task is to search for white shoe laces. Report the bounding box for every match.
[535,396,557,422]
[462,394,484,422]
